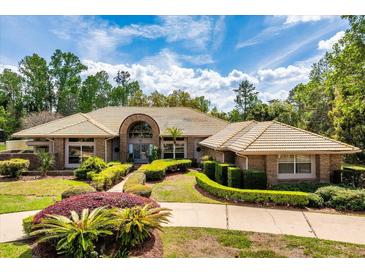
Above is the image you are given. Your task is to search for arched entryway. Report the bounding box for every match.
[119,114,160,163]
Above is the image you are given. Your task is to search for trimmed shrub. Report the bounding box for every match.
[74,156,107,180]
[227,167,242,188]
[315,186,365,211]
[33,192,159,224]
[61,185,96,199]
[123,172,151,198]
[271,182,330,193]
[307,193,324,208]
[124,184,152,198]
[195,172,309,207]
[23,215,34,236]
[138,159,192,181]
[123,172,146,190]
[242,170,267,190]
[90,163,132,191]
[215,163,232,185]
[139,164,165,181]
[0,158,30,178]
[203,160,216,179]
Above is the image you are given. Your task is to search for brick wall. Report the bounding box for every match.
[330,154,342,171]
[235,156,247,170]
[53,138,65,169]
[265,155,277,185]
[186,137,195,159]
[248,155,266,171]
[95,138,105,161]
[319,154,330,182]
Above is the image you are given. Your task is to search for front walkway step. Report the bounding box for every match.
[107,172,134,192]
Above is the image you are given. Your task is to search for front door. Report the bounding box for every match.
[132,144,150,163]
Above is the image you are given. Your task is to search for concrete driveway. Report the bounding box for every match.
[1,203,365,245]
[160,202,365,245]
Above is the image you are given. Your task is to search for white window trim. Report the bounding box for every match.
[65,139,95,168]
[161,138,187,159]
[277,155,316,180]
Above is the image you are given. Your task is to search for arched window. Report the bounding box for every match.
[128,122,153,138]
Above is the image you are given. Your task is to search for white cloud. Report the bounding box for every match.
[51,16,214,61]
[81,59,257,111]
[257,65,310,84]
[284,16,333,25]
[318,31,345,50]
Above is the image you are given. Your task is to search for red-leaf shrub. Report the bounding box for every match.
[33,192,159,224]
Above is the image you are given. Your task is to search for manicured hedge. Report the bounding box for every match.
[195,172,309,207]
[139,159,192,181]
[123,171,152,198]
[33,192,159,223]
[227,167,242,188]
[202,160,216,179]
[74,156,107,180]
[242,170,267,189]
[90,163,132,191]
[61,185,96,199]
[271,182,330,193]
[215,163,232,185]
[0,158,30,178]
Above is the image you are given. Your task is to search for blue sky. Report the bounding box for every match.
[0,15,348,111]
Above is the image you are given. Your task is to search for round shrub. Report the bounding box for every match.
[124,184,152,198]
[61,185,96,200]
[307,193,324,208]
[315,186,365,211]
[33,192,159,224]
[0,158,30,178]
[74,156,107,179]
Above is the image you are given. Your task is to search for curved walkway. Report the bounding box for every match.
[1,203,365,245]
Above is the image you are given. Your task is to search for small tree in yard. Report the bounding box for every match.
[37,151,55,176]
[165,127,183,159]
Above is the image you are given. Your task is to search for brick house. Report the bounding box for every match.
[12,107,360,184]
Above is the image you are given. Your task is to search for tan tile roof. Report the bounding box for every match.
[200,120,361,154]
[13,107,228,138]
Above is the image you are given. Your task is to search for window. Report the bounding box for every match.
[278,155,315,179]
[162,139,186,159]
[128,122,153,138]
[66,139,95,167]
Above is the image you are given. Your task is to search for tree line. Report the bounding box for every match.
[0,16,363,162]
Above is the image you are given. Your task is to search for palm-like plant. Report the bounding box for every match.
[165,127,183,159]
[112,204,171,249]
[36,151,55,176]
[31,207,114,258]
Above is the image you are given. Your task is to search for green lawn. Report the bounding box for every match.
[0,144,6,151]
[0,242,32,258]
[151,171,221,204]
[161,227,365,258]
[342,163,365,171]
[0,178,91,214]
[2,227,364,258]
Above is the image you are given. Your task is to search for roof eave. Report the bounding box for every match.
[236,149,362,155]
